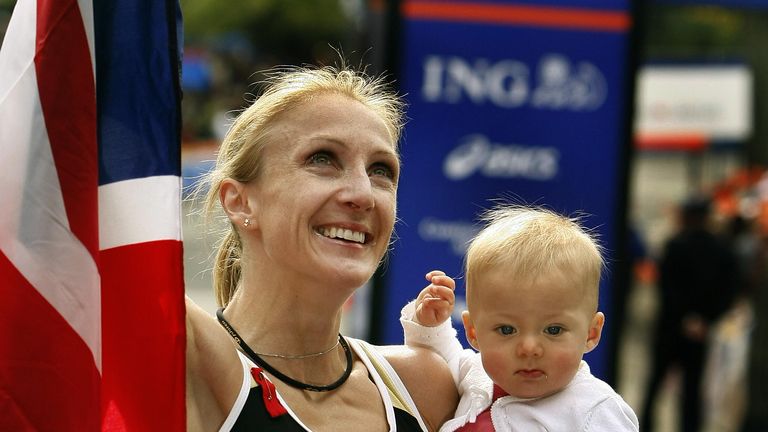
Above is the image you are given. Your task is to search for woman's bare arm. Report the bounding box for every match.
[185,297,242,431]
[380,345,459,431]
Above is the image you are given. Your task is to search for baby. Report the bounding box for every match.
[401,205,639,431]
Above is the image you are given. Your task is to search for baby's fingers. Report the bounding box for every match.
[425,270,446,282]
[429,274,456,291]
[417,290,454,326]
[426,284,455,305]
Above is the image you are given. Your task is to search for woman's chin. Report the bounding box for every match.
[323,262,377,289]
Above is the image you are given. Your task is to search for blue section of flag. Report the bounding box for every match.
[95,0,182,185]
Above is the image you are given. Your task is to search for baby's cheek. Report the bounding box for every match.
[552,347,583,371]
[479,350,509,384]
[548,349,583,385]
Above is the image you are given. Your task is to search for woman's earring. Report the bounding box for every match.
[243,218,250,227]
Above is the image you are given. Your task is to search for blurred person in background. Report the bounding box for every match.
[640,195,739,432]
[185,64,458,431]
[741,223,768,432]
[698,213,759,432]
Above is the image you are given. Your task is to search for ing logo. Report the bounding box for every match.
[421,54,606,111]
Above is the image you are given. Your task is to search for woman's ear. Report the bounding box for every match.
[585,312,605,353]
[220,178,254,228]
[462,310,480,351]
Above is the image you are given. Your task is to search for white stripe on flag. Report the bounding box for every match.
[99,175,183,250]
[0,0,101,370]
[77,0,96,77]
[0,0,35,101]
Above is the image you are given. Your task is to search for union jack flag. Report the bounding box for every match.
[0,0,185,430]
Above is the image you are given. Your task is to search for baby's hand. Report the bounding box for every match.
[414,270,456,327]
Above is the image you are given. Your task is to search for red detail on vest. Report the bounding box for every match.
[251,367,288,418]
[456,385,509,431]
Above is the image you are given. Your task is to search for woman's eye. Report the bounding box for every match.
[369,163,395,179]
[496,325,515,336]
[308,152,333,166]
[544,326,563,336]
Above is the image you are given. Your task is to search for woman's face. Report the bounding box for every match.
[246,93,399,290]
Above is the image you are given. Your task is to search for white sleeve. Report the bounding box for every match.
[400,301,476,386]
[582,396,640,432]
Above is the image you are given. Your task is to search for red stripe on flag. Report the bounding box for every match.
[35,0,99,259]
[100,240,186,430]
[403,1,631,32]
[0,252,101,432]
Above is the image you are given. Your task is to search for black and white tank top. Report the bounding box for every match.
[218,338,428,431]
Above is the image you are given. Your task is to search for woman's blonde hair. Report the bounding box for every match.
[465,205,604,310]
[199,64,405,307]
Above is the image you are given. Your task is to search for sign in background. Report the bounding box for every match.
[379,0,635,382]
[635,62,753,150]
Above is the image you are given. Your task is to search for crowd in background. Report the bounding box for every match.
[624,168,768,432]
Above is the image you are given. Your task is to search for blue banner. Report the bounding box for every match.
[382,0,634,381]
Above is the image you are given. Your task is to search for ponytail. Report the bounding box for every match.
[212,227,242,306]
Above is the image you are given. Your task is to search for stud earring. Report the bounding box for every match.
[243,218,250,227]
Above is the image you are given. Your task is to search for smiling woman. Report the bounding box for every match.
[185,64,458,431]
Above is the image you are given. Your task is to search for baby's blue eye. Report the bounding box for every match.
[496,325,515,336]
[545,326,563,336]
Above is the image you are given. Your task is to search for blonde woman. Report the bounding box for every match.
[186,65,458,431]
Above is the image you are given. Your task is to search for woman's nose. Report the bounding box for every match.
[340,166,374,211]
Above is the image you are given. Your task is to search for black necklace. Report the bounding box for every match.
[216,308,353,392]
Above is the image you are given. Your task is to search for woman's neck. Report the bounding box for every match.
[221,268,349,355]
[216,301,351,387]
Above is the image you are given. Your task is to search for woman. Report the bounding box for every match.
[185,65,458,431]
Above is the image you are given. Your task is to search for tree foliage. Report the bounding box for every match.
[643,4,748,58]
[181,0,356,64]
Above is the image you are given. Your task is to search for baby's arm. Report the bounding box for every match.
[401,270,472,386]
[414,270,456,327]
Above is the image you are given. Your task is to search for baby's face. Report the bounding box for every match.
[462,267,603,399]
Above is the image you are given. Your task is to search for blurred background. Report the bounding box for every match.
[2,0,767,430]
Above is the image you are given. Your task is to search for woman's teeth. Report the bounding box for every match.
[319,227,365,244]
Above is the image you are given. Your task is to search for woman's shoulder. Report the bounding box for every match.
[376,344,459,431]
[186,297,241,370]
[186,297,244,431]
[376,344,448,371]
